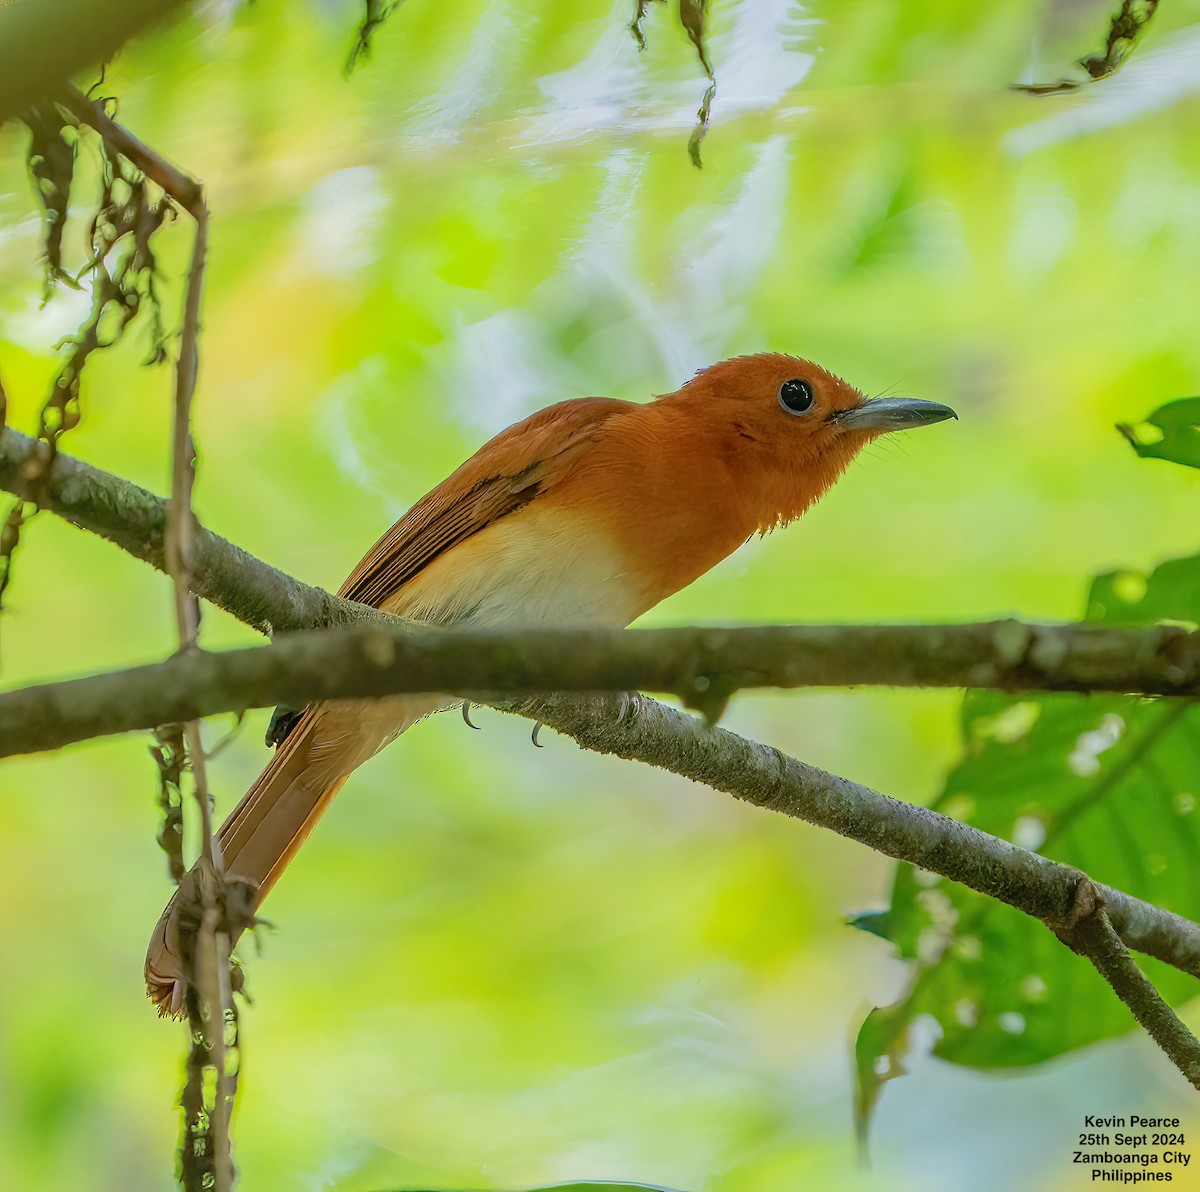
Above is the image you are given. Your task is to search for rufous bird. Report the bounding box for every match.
[146,352,956,1013]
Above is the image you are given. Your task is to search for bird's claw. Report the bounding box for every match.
[265,706,302,748]
[461,700,481,730]
[531,720,544,748]
[617,690,644,726]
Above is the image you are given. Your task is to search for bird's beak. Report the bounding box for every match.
[833,397,958,432]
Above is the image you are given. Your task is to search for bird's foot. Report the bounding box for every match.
[528,692,643,749]
[265,706,302,748]
[617,690,644,727]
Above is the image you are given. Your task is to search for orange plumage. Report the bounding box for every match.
[146,352,955,1013]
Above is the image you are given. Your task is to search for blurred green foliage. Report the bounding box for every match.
[395,1183,686,1192]
[2,1,1200,1190]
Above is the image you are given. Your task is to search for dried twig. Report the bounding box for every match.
[3,90,176,632]
[629,0,667,51]
[59,88,236,1189]
[61,87,204,220]
[169,200,235,1192]
[150,724,187,884]
[680,0,715,168]
[165,175,236,1192]
[1014,0,1160,94]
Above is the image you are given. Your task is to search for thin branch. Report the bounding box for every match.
[2,516,1200,997]
[155,148,232,1190]
[60,87,205,220]
[1,619,1199,759]
[0,427,378,636]
[1057,879,1200,1089]
[505,690,1200,983]
[345,0,403,74]
[167,194,233,1192]
[63,85,236,1187]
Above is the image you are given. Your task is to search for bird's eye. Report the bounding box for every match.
[778,378,814,415]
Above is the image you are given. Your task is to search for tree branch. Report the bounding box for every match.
[2,425,1198,704]
[60,86,205,220]
[4,432,1200,1085]
[2,618,1199,759]
[0,427,374,636]
[1056,879,1200,1089]
[504,690,1200,985]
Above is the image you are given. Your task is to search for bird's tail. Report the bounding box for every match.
[145,706,353,1016]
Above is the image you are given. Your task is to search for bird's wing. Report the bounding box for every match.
[338,396,628,607]
[270,397,628,741]
[260,396,628,750]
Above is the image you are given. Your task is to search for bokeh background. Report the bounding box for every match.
[2,0,1200,1188]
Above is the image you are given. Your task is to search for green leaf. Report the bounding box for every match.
[1087,555,1200,627]
[855,547,1200,1132]
[854,983,925,1157]
[1117,397,1200,471]
[845,909,891,940]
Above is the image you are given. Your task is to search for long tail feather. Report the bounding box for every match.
[146,708,348,1015]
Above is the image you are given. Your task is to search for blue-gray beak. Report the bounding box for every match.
[834,397,958,432]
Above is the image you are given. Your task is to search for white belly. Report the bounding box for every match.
[383,506,643,630]
[310,506,637,768]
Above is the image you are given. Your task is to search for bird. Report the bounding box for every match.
[145,351,956,1014]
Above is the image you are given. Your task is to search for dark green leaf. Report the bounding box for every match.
[1087,554,1200,626]
[854,984,926,1158]
[845,909,891,940]
[855,546,1200,1133]
[1118,398,1200,471]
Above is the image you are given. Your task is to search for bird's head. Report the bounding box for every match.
[661,352,957,529]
